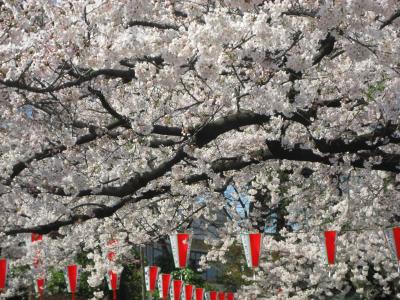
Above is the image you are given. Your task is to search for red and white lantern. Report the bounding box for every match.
[195,287,205,300]
[385,226,400,271]
[31,233,43,243]
[206,291,218,300]
[241,232,263,269]
[321,231,337,265]
[0,258,8,292]
[170,279,183,300]
[183,284,195,300]
[226,292,235,300]
[158,273,172,300]
[34,278,45,300]
[65,264,80,300]
[218,292,225,300]
[31,233,44,270]
[169,233,192,269]
[106,239,118,262]
[106,268,123,300]
[145,265,160,293]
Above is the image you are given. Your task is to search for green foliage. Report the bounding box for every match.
[204,282,220,292]
[171,267,205,287]
[117,255,143,300]
[46,267,66,295]
[45,250,95,298]
[366,78,386,101]
[212,244,251,291]
[9,264,30,278]
[45,247,145,299]
[76,251,97,297]
[154,248,175,274]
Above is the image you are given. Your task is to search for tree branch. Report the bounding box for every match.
[5,187,169,235]
[380,10,400,29]
[126,20,179,31]
[0,68,135,93]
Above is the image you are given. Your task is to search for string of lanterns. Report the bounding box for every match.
[31,233,45,300]
[0,227,398,299]
[105,239,123,300]
[146,233,236,300]
[240,228,400,270]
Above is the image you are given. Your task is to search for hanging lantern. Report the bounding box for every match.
[183,284,195,300]
[31,233,44,270]
[169,233,192,269]
[34,278,45,300]
[158,273,172,300]
[106,268,123,300]
[195,287,205,300]
[170,279,183,300]
[321,231,337,265]
[65,264,80,300]
[206,291,218,300]
[385,226,400,271]
[218,291,225,300]
[107,239,118,262]
[32,265,46,288]
[31,233,43,243]
[32,252,42,270]
[0,258,8,292]
[144,265,160,293]
[241,232,263,269]
[226,292,235,300]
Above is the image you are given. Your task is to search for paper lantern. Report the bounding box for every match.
[218,291,225,300]
[31,233,44,270]
[241,232,263,269]
[33,252,42,270]
[107,239,118,262]
[170,233,192,269]
[32,265,46,282]
[183,284,195,300]
[144,265,160,293]
[206,291,218,300]
[322,231,337,265]
[385,226,400,271]
[0,258,8,291]
[226,292,235,300]
[195,287,205,300]
[106,268,123,300]
[158,273,172,300]
[65,264,80,300]
[170,279,183,300]
[35,278,45,300]
[31,233,43,243]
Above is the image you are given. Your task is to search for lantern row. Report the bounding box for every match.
[0,228,398,298]
[0,234,123,300]
[0,260,121,300]
[145,266,235,300]
[240,227,400,270]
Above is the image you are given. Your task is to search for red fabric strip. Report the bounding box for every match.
[324,231,337,265]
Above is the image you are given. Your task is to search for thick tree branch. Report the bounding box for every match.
[88,86,127,121]
[380,10,400,29]
[313,33,336,65]
[184,141,400,185]
[314,123,400,153]
[126,20,179,31]
[193,111,270,147]
[7,137,400,235]
[0,68,135,93]
[3,119,126,185]
[5,187,169,235]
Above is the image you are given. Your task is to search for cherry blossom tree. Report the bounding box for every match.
[1,0,400,298]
